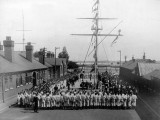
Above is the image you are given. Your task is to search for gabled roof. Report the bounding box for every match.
[0,51,47,74]
[138,63,160,76]
[121,60,138,70]
[121,59,155,71]
[143,69,160,80]
[45,58,66,66]
[34,57,52,68]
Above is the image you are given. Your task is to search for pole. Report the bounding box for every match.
[120,50,121,67]
[2,74,5,103]
[55,48,56,79]
[55,47,60,79]
[118,50,121,67]
[94,0,99,90]
[117,50,121,76]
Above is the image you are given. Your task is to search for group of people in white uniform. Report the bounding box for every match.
[17,88,137,110]
[16,71,138,110]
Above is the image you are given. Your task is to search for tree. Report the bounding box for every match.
[58,46,69,64]
[46,51,54,58]
[33,51,40,58]
[67,61,79,69]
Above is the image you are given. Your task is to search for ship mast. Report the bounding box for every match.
[94,0,99,89]
[16,10,32,51]
[71,0,122,89]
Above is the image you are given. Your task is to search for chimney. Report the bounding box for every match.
[39,49,45,64]
[125,56,127,62]
[132,55,135,62]
[25,42,33,62]
[143,52,146,60]
[3,36,14,62]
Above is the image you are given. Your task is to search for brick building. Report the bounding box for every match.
[0,36,48,103]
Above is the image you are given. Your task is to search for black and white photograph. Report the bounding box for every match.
[0,0,160,120]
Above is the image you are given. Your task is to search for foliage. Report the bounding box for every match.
[67,61,79,69]
[46,51,54,58]
[33,51,40,58]
[58,46,69,63]
[33,50,54,58]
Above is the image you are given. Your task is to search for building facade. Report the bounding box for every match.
[0,36,48,103]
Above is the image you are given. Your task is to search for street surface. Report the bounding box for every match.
[136,91,160,120]
[0,77,141,120]
[0,108,140,120]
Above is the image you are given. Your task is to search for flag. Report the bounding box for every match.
[92,45,97,58]
[91,24,97,30]
[93,0,99,7]
[92,4,98,12]
[94,12,98,18]
[110,29,121,46]
[90,63,95,72]
[92,6,98,12]
[92,0,99,12]
[111,36,118,46]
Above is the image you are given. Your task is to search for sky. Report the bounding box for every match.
[0,0,160,61]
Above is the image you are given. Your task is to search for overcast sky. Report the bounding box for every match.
[0,0,160,61]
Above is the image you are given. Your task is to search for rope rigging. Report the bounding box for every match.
[88,20,123,57]
[81,34,95,71]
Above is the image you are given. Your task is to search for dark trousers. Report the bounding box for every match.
[34,104,38,112]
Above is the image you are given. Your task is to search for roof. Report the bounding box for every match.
[34,57,52,68]
[0,51,47,74]
[45,58,66,66]
[143,69,160,80]
[121,60,138,70]
[121,59,155,70]
[138,62,160,76]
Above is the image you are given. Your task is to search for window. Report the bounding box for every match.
[20,76,23,86]
[25,73,28,84]
[4,76,9,91]
[9,75,13,89]
[16,77,19,87]
[22,75,26,86]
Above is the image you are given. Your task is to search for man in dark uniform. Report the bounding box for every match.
[33,93,38,113]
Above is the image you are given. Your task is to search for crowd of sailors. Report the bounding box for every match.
[16,71,138,111]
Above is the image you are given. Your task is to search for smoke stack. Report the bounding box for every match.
[3,36,14,62]
[39,49,45,64]
[143,52,146,60]
[25,42,33,62]
[132,55,135,62]
[125,56,127,62]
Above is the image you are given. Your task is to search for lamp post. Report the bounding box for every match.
[117,50,121,76]
[55,47,60,79]
[117,50,121,67]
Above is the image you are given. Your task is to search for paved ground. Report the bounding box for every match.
[0,78,141,120]
[0,108,141,120]
[70,78,95,89]
[136,91,160,120]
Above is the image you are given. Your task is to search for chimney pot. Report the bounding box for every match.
[6,36,11,41]
[3,36,14,62]
[27,42,31,45]
[25,42,33,62]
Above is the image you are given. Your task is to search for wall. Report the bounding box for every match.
[0,72,33,103]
